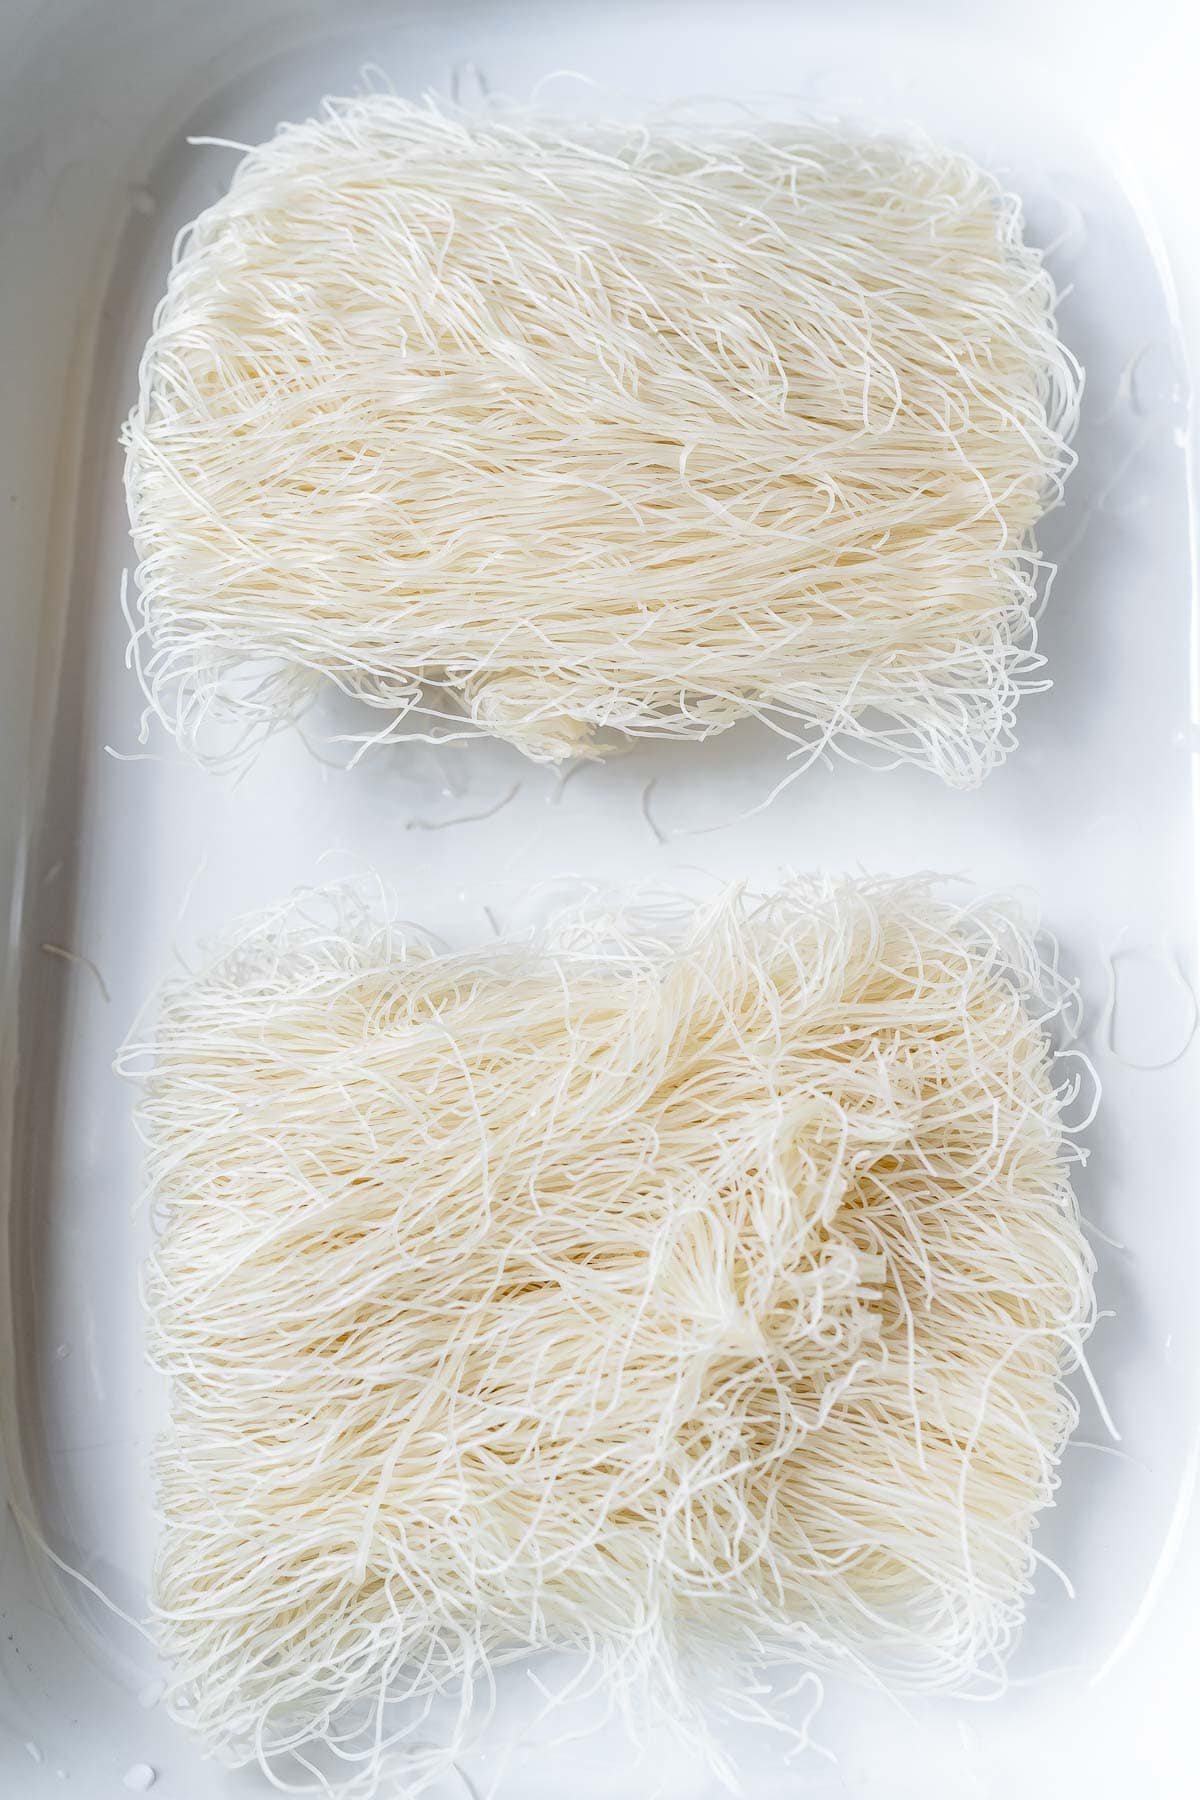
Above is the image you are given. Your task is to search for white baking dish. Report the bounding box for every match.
[2,2,1199,1794]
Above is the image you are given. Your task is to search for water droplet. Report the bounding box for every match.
[137,1678,166,1709]
[123,1766,156,1793]
[1123,340,1186,418]
[1103,942,1198,1070]
[25,1742,43,1765]
[55,1342,71,1360]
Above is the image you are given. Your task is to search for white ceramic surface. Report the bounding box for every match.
[2,3,1198,1795]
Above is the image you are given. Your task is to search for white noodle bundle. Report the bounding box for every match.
[126,876,1095,1794]
[123,97,1080,785]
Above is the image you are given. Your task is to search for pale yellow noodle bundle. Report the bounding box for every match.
[124,876,1096,1795]
[122,97,1080,785]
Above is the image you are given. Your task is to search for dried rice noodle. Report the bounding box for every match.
[124,875,1096,1793]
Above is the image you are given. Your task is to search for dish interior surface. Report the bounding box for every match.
[4,4,1199,1796]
